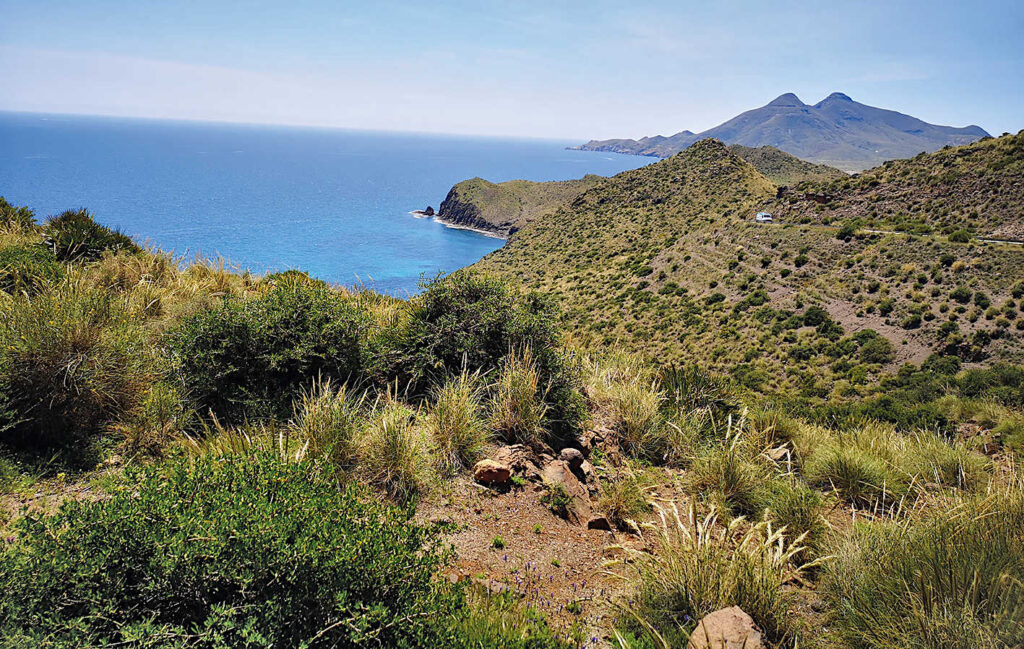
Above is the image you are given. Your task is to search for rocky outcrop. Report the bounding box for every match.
[436,175,605,238]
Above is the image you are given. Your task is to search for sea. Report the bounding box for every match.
[0,112,651,295]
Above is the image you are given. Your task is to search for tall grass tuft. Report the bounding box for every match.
[0,275,159,447]
[800,421,989,509]
[586,353,668,462]
[490,348,547,447]
[426,371,489,475]
[359,397,433,500]
[290,377,366,471]
[824,485,1024,648]
[615,502,811,647]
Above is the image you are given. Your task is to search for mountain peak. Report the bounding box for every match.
[767,93,805,107]
[821,92,853,103]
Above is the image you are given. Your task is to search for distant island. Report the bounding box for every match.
[574,92,990,171]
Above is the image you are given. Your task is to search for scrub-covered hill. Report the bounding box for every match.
[473,135,1024,395]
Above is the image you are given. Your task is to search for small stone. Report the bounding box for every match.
[687,606,764,649]
[473,460,511,485]
[586,515,612,531]
[559,447,585,471]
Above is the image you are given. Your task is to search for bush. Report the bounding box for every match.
[0,197,36,230]
[401,272,585,443]
[950,286,972,304]
[824,489,1024,649]
[0,451,475,648]
[859,336,894,364]
[0,243,62,295]
[43,209,140,261]
[947,229,972,243]
[168,282,371,423]
[0,278,158,448]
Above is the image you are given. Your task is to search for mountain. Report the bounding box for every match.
[576,93,990,171]
[469,133,1024,393]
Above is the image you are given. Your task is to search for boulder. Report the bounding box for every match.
[493,444,543,482]
[541,460,592,524]
[559,447,585,471]
[687,606,764,649]
[473,459,511,485]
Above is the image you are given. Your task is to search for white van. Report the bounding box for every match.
[755,212,773,223]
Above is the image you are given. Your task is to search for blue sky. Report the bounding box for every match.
[1,0,1021,139]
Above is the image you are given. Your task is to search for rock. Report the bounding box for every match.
[541,460,592,524]
[687,607,764,649]
[559,447,585,471]
[493,444,543,481]
[473,460,511,485]
[586,515,612,531]
[424,205,435,216]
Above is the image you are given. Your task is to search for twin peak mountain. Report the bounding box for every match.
[575,92,989,171]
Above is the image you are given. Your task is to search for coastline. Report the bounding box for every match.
[409,209,506,239]
[431,214,507,239]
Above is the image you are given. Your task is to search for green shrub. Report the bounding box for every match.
[168,282,371,423]
[401,272,585,443]
[43,209,140,261]
[824,489,1024,649]
[859,336,894,364]
[947,229,972,243]
[0,451,473,648]
[0,197,36,230]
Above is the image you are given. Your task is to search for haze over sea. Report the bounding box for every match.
[0,112,650,295]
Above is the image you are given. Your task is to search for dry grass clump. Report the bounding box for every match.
[425,371,489,475]
[290,377,366,471]
[615,502,812,648]
[586,353,669,462]
[359,397,434,500]
[799,420,989,509]
[490,348,547,447]
[0,274,162,447]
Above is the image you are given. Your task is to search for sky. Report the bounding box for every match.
[1,0,1021,139]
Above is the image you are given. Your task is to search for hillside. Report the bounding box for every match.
[436,175,604,237]
[727,144,847,185]
[441,146,844,237]
[577,92,989,171]
[474,135,1024,394]
[2,197,1023,649]
[763,130,1024,240]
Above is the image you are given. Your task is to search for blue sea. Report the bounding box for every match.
[0,112,650,295]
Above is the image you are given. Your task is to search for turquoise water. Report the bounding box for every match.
[0,112,650,295]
